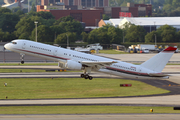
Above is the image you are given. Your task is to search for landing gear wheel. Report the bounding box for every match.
[84,75,89,79]
[21,61,24,64]
[81,74,84,78]
[88,76,93,80]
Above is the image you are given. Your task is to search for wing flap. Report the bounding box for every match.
[80,61,117,67]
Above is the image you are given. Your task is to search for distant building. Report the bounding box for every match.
[2,0,29,10]
[111,3,152,18]
[99,17,180,33]
[37,5,103,26]
[37,2,152,27]
[41,0,109,7]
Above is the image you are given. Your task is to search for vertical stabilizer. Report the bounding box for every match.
[140,47,177,72]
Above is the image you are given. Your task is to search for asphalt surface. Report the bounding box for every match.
[0,72,180,97]
[1,114,180,120]
[0,72,180,107]
[1,51,180,63]
[0,52,53,62]
[1,52,180,120]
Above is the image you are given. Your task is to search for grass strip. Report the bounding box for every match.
[0,106,179,114]
[0,69,80,73]
[0,78,169,99]
[99,50,129,54]
[0,63,57,66]
[0,69,47,73]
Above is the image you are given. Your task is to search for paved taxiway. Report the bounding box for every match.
[1,51,180,63]
[1,114,180,120]
[0,66,180,106]
[0,65,180,106]
[1,53,180,119]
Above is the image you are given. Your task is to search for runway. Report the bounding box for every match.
[1,51,180,63]
[0,70,180,106]
[1,94,180,106]
[1,114,180,120]
[1,52,180,119]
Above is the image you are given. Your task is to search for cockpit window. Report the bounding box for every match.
[11,42,17,44]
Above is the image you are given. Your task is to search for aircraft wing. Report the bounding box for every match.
[80,61,117,67]
[149,73,169,77]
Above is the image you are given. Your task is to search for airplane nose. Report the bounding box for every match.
[4,43,8,49]
[4,43,9,50]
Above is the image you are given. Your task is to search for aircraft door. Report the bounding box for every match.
[22,41,26,49]
[53,48,58,56]
[138,67,142,75]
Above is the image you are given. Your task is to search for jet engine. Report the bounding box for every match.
[65,60,82,70]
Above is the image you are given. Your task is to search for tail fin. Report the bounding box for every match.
[140,47,177,72]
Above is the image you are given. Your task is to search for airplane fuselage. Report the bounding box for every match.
[4,40,169,80]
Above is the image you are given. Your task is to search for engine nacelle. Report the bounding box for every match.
[65,60,82,70]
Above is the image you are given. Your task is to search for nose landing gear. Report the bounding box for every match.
[20,53,25,64]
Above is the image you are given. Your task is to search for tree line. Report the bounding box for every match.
[0,7,123,45]
[122,22,180,43]
[0,7,180,46]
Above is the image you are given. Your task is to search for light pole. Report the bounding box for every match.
[123,31,124,43]
[66,34,69,48]
[154,34,157,46]
[28,0,29,12]
[34,21,38,42]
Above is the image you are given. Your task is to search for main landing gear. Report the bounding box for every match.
[80,74,93,80]
[81,67,93,80]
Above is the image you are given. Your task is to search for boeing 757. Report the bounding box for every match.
[4,39,177,80]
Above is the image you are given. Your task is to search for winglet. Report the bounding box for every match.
[163,46,177,51]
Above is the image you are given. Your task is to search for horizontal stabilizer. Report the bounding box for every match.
[149,73,169,77]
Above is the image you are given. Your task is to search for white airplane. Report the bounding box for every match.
[4,39,177,80]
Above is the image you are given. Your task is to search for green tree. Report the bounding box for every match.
[0,29,16,42]
[55,32,77,45]
[107,26,123,44]
[50,25,64,40]
[36,11,55,20]
[11,7,21,13]
[98,32,110,44]
[161,29,176,42]
[145,31,159,43]
[15,10,24,17]
[156,24,176,42]
[54,16,84,39]
[31,3,36,12]
[102,14,110,20]
[0,29,5,41]
[0,7,11,14]
[122,22,133,42]
[54,15,74,25]
[172,0,180,8]
[175,31,180,42]
[125,25,146,42]
[81,32,88,42]
[0,13,20,33]
[169,9,180,16]
[18,32,30,40]
[15,16,44,39]
[165,0,172,4]
[58,19,83,39]
[31,25,54,42]
[87,29,99,44]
